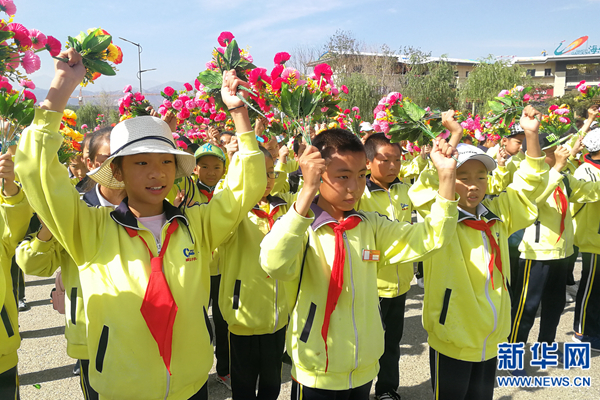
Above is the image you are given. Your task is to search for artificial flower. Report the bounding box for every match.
[274,52,291,65]
[21,50,41,74]
[217,31,234,47]
[184,82,193,91]
[28,29,47,50]
[45,35,62,57]
[0,0,16,16]
[19,79,35,89]
[164,86,175,97]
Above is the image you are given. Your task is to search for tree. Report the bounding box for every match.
[73,103,103,129]
[288,45,321,77]
[459,56,532,114]
[338,73,381,121]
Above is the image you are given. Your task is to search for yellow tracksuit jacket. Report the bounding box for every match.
[409,153,550,361]
[0,188,32,374]
[15,108,266,400]
[260,194,458,390]
[356,176,414,297]
[519,167,600,260]
[219,193,295,336]
[570,157,600,254]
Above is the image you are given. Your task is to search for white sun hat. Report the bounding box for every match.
[87,116,195,189]
[456,143,497,171]
[582,127,600,153]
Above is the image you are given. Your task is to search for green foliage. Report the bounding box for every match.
[74,103,103,129]
[402,54,458,111]
[338,73,380,122]
[459,56,531,114]
[547,91,597,119]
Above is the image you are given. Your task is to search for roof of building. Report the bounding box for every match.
[308,51,479,67]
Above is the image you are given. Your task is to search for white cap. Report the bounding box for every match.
[582,127,600,153]
[456,143,497,171]
[360,122,373,132]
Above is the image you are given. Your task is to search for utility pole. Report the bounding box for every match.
[119,37,156,94]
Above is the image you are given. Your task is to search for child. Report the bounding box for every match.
[408,107,549,399]
[193,142,232,388]
[260,128,459,399]
[275,134,306,194]
[219,146,292,400]
[509,133,600,357]
[0,150,32,398]
[355,133,412,400]
[572,128,600,349]
[15,49,266,400]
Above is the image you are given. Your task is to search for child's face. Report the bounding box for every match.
[544,146,557,167]
[367,144,402,185]
[263,156,275,199]
[220,134,233,146]
[194,155,225,187]
[69,156,88,181]
[87,140,111,171]
[502,135,524,156]
[114,153,176,212]
[320,151,367,212]
[455,160,488,214]
[264,137,279,160]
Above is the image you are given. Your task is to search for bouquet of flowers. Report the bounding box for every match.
[0,2,61,82]
[0,78,36,152]
[57,28,123,86]
[576,80,600,99]
[372,92,445,145]
[58,109,83,163]
[118,84,151,120]
[333,106,362,135]
[458,113,485,142]
[541,105,575,139]
[486,85,533,130]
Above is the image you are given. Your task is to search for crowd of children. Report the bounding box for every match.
[0,47,599,400]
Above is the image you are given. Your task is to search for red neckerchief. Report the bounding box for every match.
[461,219,505,290]
[553,186,568,243]
[199,189,213,202]
[584,154,600,170]
[126,219,179,375]
[251,205,281,230]
[322,216,362,372]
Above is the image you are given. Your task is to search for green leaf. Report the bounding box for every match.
[280,84,295,119]
[0,95,7,116]
[197,70,223,91]
[67,36,76,49]
[488,100,504,114]
[496,97,513,107]
[403,101,426,121]
[0,31,14,43]
[85,34,112,55]
[81,28,100,49]
[291,87,303,118]
[225,40,241,69]
[85,59,115,76]
[18,108,34,127]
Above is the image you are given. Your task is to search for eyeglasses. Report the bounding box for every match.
[267,172,280,179]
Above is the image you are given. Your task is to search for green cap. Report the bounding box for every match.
[194,143,226,162]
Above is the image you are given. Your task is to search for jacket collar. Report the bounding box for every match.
[584,153,600,167]
[457,203,501,223]
[366,174,401,193]
[196,180,216,193]
[289,168,303,178]
[310,196,366,230]
[110,197,190,230]
[252,195,288,210]
[82,185,101,207]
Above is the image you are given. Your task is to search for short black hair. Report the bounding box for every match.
[221,131,233,138]
[259,146,273,160]
[313,129,365,160]
[293,134,303,155]
[364,133,401,161]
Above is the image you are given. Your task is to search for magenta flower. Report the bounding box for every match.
[172,99,183,110]
[0,0,16,16]
[313,63,333,80]
[158,106,167,116]
[386,92,402,104]
[498,89,510,98]
[549,105,558,112]
[578,85,588,94]
[352,106,359,112]
[45,35,62,57]
[184,82,193,91]
[249,68,271,89]
[274,52,291,65]
[8,23,32,49]
[341,85,348,94]
[185,100,196,109]
[163,86,175,97]
[0,81,12,92]
[135,93,145,102]
[123,84,132,93]
[271,64,284,79]
[194,78,201,91]
[217,31,234,47]
[176,140,188,150]
[523,94,531,102]
[19,79,35,89]
[162,99,172,109]
[195,116,204,124]
[21,51,41,74]
[27,29,47,50]
[177,108,190,119]
[23,90,36,102]
[380,121,390,134]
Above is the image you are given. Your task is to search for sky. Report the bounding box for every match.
[14,0,600,93]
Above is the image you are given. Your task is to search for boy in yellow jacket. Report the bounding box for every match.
[260,128,459,399]
[219,146,294,400]
[15,49,265,400]
[408,107,549,399]
[509,132,600,357]
[355,133,412,400]
[0,151,32,398]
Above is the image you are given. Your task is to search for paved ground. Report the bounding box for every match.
[16,256,600,399]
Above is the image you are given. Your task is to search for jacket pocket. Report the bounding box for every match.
[439,289,452,325]
[299,302,317,343]
[534,221,541,243]
[0,306,14,337]
[96,325,109,373]
[70,287,77,325]
[232,280,241,310]
[204,306,213,344]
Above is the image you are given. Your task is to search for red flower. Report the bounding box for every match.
[341,85,348,94]
[314,63,333,80]
[23,90,36,103]
[163,86,175,97]
[0,81,12,92]
[112,44,123,64]
[271,77,284,92]
[248,68,271,89]
[194,78,201,90]
[271,64,284,80]
[45,35,62,57]
[184,82,193,91]
[274,52,291,65]
[8,23,32,49]
[218,31,234,47]
[72,141,82,152]
[344,109,350,114]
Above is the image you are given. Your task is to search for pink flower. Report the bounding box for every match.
[313,63,333,80]
[498,89,510,98]
[274,52,291,65]
[19,79,35,89]
[81,124,88,130]
[475,130,485,141]
[372,122,382,132]
[271,64,284,79]
[331,87,339,96]
[196,116,204,124]
[21,51,41,74]
[8,23,32,49]
[248,68,271,88]
[194,78,201,90]
[123,84,132,93]
[206,61,216,69]
[523,94,531,102]
[344,109,350,114]
[352,106,359,112]
[321,107,329,113]
[554,108,570,115]
[217,47,224,54]
[340,85,348,94]
[355,115,361,120]
[45,35,61,57]
[559,117,570,124]
[0,0,16,16]
[162,99,172,109]
[578,85,588,94]
[380,121,390,134]
[134,93,145,102]
[245,54,253,63]
[28,29,47,50]
[176,140,188,150]
[386,92,402,104]
[172,99,183,110]
[214,112,227,122]
[0,81,12,92]
[185,100,197,109]
[163,86,175,97]
[376,110,387,119]
[204,118,211,125]
[438,130,450,140]
[516,86,524,92]
[177,108,190,120]
[549,105,559,111]
[217,31,234,47]
[23,90,36,102]
[184,82,193,91]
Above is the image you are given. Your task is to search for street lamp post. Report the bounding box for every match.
[119,37,156,94]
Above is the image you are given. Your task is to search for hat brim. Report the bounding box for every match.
[87,144,196,189]
[457,154,497,172]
